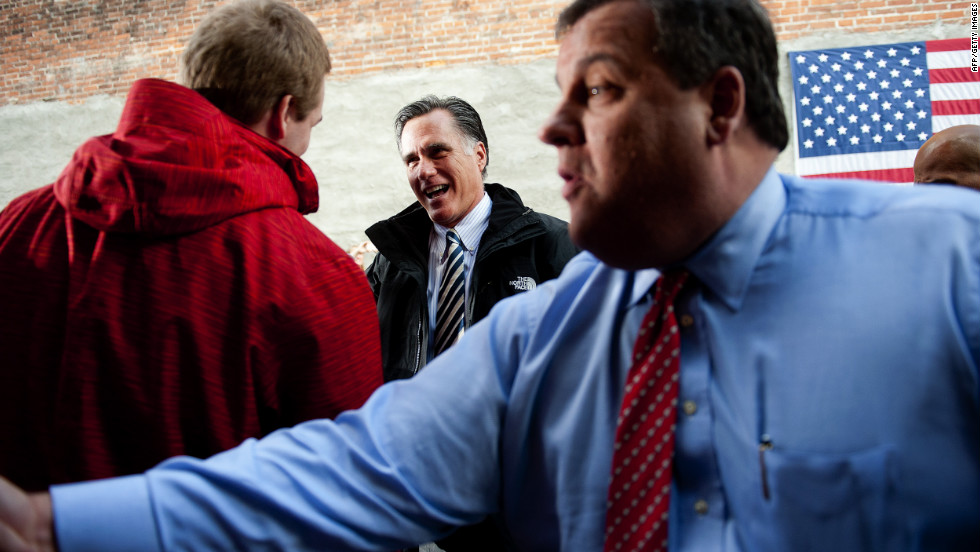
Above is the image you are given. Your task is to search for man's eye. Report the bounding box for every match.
[587,84,618,101]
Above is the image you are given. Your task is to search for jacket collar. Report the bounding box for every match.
[367,183,544,268]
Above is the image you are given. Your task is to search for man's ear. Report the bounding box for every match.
[265,94,293,142]
[474,141,488,172]
[702,66,746,146]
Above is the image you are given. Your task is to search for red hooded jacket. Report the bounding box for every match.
[0,79,383,491]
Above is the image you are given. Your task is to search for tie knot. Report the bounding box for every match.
[443,229,464,259]
[448,228,464,247]
[654,269,689,304]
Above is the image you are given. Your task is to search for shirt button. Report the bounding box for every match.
[683,400,698,416]
[694,499,709,516]
[680,314,694,328]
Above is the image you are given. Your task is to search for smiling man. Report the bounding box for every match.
[364,96,577,551]
[365,96,577,384]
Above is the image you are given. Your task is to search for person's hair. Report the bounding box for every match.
[394,95,491,178]
[557,0,788,151]
[179,0,331,125]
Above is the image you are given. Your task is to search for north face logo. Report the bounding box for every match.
[509,276,536,291]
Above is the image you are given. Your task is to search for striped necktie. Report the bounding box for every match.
[604,270,689,552]
[434,229,466,356]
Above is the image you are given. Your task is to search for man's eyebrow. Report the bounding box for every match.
[579,52,623,70]
[425,142,451,152]
[556,52,628,87]
[402,142,451,162]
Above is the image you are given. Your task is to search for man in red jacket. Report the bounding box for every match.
[0,0,383,492]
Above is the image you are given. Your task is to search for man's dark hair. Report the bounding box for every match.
[394,95,491,178]
[557,0,788,151]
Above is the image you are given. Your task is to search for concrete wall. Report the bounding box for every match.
[0,60,569,250]
[1,0,974,251]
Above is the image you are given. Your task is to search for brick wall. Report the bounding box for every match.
[0,0,972,105]
[766,0,971,39]
[303,0,564,73]
[2,0,216,103]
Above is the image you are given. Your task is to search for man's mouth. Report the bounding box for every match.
[561,177,583,203]
[425,185,450,199]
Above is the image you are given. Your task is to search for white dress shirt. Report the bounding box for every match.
[425,192,492,362]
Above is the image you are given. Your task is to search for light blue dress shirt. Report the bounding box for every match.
[51,169,980,551]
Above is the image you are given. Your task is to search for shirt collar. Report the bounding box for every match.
[432,191,492,253]
[628,167,786,311]
[685,167,786,311]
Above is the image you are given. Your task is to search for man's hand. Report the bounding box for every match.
[0,476,55,552]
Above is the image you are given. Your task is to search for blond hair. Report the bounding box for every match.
[179,0,331,124]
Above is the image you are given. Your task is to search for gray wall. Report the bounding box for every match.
[0,61,570,252]
[308,60,569,249]
[0,19,967,251]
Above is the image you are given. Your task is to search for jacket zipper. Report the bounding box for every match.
[413,315,424,376]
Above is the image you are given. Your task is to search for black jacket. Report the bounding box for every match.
[365,183,579,382]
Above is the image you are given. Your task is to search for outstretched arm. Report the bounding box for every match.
[38,307,520,551]
[0,476,55,552]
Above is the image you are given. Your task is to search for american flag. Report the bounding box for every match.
[789,38,980,184]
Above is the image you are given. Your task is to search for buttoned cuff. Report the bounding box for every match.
[51,474,161,552]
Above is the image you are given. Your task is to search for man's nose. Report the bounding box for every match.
[418,157,438,178]
[539,103,584,147]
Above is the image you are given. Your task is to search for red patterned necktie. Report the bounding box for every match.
[604,270,689,552]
